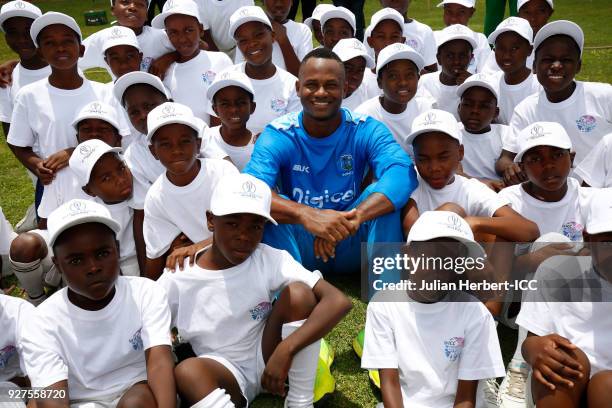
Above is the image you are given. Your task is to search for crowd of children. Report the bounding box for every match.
[0,0,611,407]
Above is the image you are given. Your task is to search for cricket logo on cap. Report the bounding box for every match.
[452,25,466,34]
[529,124,547,140]
[68,200,88,215]
[14,1,26,9]
[78,144,95,161]
[347,39,363,50]
[219,71,233,81]
[88,102,105,115]
[445,213,467,235]
[161,104,177,117]
[421,112,440,126]
[238,7,252,17]
[239,180,262,200]
[166,0,179,10]
[110,27,124,38]
[502,19,518,28]
[392,43,406,52]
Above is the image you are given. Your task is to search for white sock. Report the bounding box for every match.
[191,388,235,408]
[282,319,319,408]
[510,325,529,369]
[10,257,45,304]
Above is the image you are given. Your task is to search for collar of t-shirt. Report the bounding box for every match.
[63,277,124,321]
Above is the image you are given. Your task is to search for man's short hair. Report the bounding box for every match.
[299,47,345,79]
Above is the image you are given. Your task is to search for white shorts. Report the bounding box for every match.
[69,392,122,408]
[198,330,266,405]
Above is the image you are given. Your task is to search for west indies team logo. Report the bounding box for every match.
[270,98,288,114]
[562,221,584,242]
[202,70,216,85]
[0,345,17,369]
[129,328,144,351]
[250,301,272,321]
[576,115,597,133]
[443,336,464,362]
[338,154,353,174]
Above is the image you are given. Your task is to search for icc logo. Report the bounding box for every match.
[447,214,463,229]
[14,1,26,9]
[530,124,545,139]
[393,43,405,52]
[69,201,87,214]
[239,8,251,17]
[422,112,437,125]
[89,102,104,114]
[242,181,256,194]
[111,27,123,38]
[78,145,94,160]
[162,104,175,116]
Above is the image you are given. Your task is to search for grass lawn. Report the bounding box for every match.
[0,0,610,406]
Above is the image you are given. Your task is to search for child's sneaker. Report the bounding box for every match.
[498,360,529,407]
[481,378,500,408]
[368,369,381,389]
[320,338,334,367]
[352,328,365,358]
[313,354,335,404]
[15,204,37,233]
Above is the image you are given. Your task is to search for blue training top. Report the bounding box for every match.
[244,108,417,211]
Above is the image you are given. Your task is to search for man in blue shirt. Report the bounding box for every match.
[244,47,417,274]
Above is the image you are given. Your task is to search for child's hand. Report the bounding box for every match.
[43,149,72,172]
[148,52,178,80]
[479,178,505,192]
[35,160,54,185]
[502,163,528,186]
[526,334,584,390]
[168,233,194,253]
[166,238,211,271]
[530,243,577,266]
[271,20,289,44]
[0,59,18,88]
[314,237,336,262]
[261,341,292,396]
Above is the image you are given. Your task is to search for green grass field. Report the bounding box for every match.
[0,0,610,406]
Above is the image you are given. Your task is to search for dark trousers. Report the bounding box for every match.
[288,0,317,22]
[484,0,518,37]
[332,0,365,41]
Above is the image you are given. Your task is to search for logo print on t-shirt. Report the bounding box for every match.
[270,98,288,114]
[250,301,272,321]
[443,336,464,361]
[0,345,17,369]
[406,39,419,50]
[129,328,144,351]
[202,70,216,85]
[576,115,597,133]
[338,154,353,175]
[562,221,584,242]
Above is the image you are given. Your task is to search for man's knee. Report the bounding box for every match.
[278,282,317,322]
[9,232,46,263]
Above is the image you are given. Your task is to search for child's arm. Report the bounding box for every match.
[522,332,585,391]
[33,380,69,408]
[453,379,478,408]
[466,205,540,242]
[133,209,146,276]
[270,21,301,77]
[145,345,176,408]
[514,243,577,276]
[43,148,75,173]
[401,198,420,236]
[379,368,404,408]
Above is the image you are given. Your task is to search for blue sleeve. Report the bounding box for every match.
[362,118,418,210]
[243,124,288,188]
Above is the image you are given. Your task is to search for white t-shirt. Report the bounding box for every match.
[215,64,300,135]
[411,174,508,216]
[8,77,107,158]
[362,291,505,408]
[575,133,612,188]
[21,277,171,400]
[355,95,435,154]
[106,200,136,262]
[0,207,16,256]
[342,83,370,111]
[0,63,51,123]
[419,72,460,119]
[498,177,593,241]
[196,0,254,54]
[235,20,312,71]
[460,123,512,180]
[143,158,238,258]
[163,51,233,125]
[362,68,381,100]
[506,81,612,165]
[157,244,320,381]
[124,135,166,210]
[494,72,540,125]
[204,126,254,171]
[517,255,612,376]
[80,26,175,75]
[434,30,492,74]
[0,294,33,381]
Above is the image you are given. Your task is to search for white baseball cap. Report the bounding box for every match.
[113,71,170,104]
[370,8,404,32]
[376,42,424,74]
[102,26,141,54]
[585,188,612,235]
[407,210,485,262]
[332,38,375,69]
[146,102,202,142]
[0,1,42,33]
[71,101,122,133]
[69,139,123,187]
[488,16,533,45]
[533,20,584,57]
[456,72,499,100]
[48,199,121,248]
[229,6,272,40]
[151,0,201,29]
[304,3,335,29]
[517,0,553,11]
[436,0,476,8]
[30,11,82,47]
[513,121,572,163]
[320,6,356,35]
[206,70,254,102]
[210,173,277,225]
[437,24,478,50]
[404,109,461,146]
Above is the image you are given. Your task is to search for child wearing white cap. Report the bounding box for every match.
[304,3,334,45]
[234,0,313,77]
[223,5,300,136]
[153,0,233,127]
[20,199,176,408]
[362,210,505,408]
[420,25,477,119]
[516,187,612,408]
[143,102,238,280]
[499,20,612,184]
[456,73,512,186]
[517,0,553,35]
[204,71,256,170]
[575,133,612,188]
[157,172,351,408]
[402,109,539,244]
[332,38,375,110]
[320,6,356,49]
[496,121,596,407]
[435,0,492,74]
[79,0,174,75]
[356,43,434,154]
[484,17,540,125]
